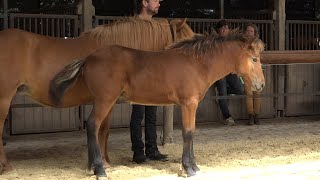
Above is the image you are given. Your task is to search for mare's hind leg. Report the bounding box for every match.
[87,99,115,177]
[99,111,112,168]
[0,96,15,174]
[180,99,199,177]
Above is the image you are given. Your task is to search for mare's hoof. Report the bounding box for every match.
[0,162,13,174]
[102,160,111,169]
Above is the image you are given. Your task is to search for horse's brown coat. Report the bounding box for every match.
[0,17,195,174]
[50,33,266,177]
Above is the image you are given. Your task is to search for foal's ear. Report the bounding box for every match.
[246,38,265,54]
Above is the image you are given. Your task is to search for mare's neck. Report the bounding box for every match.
[75,33,102,52]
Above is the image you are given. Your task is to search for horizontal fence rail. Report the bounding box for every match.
[9,13,80,37]
[0,13,318,133]
[94,15,124,27]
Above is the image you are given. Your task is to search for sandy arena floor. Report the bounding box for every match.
[1,116,320,180]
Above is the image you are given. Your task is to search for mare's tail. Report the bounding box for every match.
[49,59,86,106]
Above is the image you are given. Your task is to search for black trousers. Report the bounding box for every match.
[130,105,158,155]
[215,74,244,119]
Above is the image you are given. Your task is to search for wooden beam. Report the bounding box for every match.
[275,0,285,50]
[161,106,174,145]
[261,50,320,64]
[77,0,95,32]
[273,0,286,117]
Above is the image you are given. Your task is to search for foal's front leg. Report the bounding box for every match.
[180,100,199,177]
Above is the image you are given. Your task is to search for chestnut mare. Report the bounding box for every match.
[0,17,195,174]
[49,33,265,177]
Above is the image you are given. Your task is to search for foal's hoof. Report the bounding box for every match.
[93,164,106,177]
[185,167,197,177]
[192,164,200,173]
[96,175,108,180]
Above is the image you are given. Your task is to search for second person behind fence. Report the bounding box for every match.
[214,20,244,126]
[244,23,262,125]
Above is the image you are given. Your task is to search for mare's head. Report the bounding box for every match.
[169,18,196,42]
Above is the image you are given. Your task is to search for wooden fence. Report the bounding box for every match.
[0,13,319,134]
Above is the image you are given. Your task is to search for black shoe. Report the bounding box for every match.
[133,152,147,164]
[254,118,260,125]
[246,114,254,125]
[146,151,168,161]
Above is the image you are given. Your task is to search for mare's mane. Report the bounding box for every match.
[80,17,173,51]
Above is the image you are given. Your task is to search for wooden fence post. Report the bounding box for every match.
[77,0,95,32]
[161,106,174,145]
[3,0,8,29]
[274,0,286,117]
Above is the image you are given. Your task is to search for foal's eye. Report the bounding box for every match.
[252,57,258,63]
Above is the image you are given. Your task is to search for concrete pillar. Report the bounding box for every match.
[77,0,95,32]
[161,106,174,145]
[262,50,320,64]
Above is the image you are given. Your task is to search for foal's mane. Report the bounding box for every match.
[80,17,173,51]
[168,30,265,60]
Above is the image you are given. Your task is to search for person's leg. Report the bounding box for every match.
[215,78,234,125]
[253,91,262,125]
[144,106,168,160]
[130,105,146,163]
[244,84,255,125]
[227,74,244,95]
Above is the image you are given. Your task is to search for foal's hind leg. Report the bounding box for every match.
[99,111,112,168]
[180,100,199,177]
[87,99,115,177]
[0,96,15,174]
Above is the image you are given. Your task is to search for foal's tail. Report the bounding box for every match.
[49,59,86,106]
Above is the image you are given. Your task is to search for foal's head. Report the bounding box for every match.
[168,31,265,92]
[234,36,265,92]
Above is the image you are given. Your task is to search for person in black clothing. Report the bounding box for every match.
[130,0,167,164]
[214,20,244,126]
